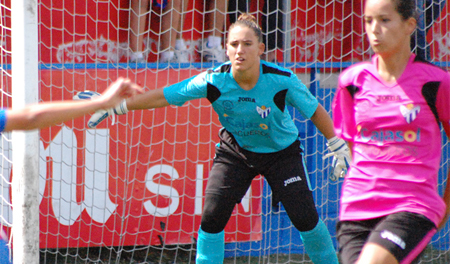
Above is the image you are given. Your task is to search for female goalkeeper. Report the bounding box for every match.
[87,13,350,264]
[332,0,450,263]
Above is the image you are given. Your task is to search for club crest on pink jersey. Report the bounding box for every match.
[400,104,420,124]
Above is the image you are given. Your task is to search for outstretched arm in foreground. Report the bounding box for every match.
[4,77,142,131]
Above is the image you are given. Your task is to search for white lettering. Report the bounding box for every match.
[381,230,406,249]
[0,126,256,227]
[48,127,80,226]
[46,127,116,226]
[144,164,180,217]
[56,37,196,64]
[284,176,302,187]
[83,129,117,223]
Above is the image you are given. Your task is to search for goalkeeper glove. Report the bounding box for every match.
[323,136,351,181]
[73,91,128,128]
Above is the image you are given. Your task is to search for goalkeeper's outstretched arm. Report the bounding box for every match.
[125,87,170,111]
[4,78,142,131]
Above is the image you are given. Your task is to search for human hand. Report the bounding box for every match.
[323,137,351,181]
[97,77,142,109]
[73,78,142,128]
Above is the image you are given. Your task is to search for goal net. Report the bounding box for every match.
[1,0,450,263]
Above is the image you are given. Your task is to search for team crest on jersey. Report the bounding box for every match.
[257,105,271,118]
[222,100,233,110]
[400,104,420,124]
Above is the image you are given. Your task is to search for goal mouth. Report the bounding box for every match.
[3,0,450,263]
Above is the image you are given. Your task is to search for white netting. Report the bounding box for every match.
[0,0,449,263]
[0,0,11,261]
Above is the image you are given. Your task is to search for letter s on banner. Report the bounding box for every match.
[144,164,180,217]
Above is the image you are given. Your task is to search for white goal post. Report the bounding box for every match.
[11,0,39,263]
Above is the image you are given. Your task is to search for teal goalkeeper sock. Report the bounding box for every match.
[196,227,224,264]
[300,219,339,264]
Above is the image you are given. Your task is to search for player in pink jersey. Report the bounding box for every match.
[332,0,450,263]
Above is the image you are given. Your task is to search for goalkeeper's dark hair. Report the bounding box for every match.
[391,0,419,21]
[227,13,263,43]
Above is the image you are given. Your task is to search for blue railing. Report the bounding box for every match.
[0,60,447,71]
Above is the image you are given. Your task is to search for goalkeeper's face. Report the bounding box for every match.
[226,25,265,73]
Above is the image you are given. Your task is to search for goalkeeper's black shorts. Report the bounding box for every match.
[337,212,436,264]
[204,128,319,232]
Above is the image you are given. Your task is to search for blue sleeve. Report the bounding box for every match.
[0,109,6,133]
[285,74,318,119]
[163,72,208,106]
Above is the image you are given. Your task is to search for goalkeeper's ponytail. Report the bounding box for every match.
[227,13,263,43]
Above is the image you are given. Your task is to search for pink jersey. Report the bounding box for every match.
[333,54,450,226]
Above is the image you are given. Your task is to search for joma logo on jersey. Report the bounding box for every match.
[238,97,256,103]
[284,176,302,186]
[381,230,406,249]
[257,105,271,118]
[400,104,420,124]
[376,95,400,102]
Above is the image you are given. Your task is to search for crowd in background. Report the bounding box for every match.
[127,0,446,64]
[127,0,287,63]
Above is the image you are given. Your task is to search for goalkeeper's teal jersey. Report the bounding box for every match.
[164,61,318,153]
